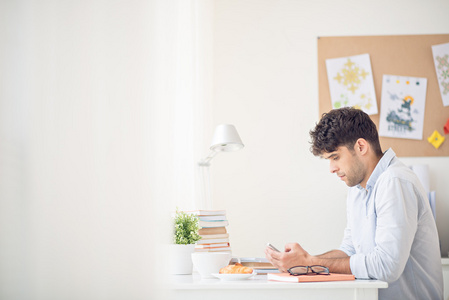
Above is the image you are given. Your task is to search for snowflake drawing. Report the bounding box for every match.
[326,54,378,115]
[333,59,370,94]
[441,69,449,80]
[436,54,449,69]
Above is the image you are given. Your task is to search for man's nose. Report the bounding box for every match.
[329,162,338,173]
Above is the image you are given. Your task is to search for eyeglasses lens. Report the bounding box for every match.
[289,266,308,275]
[310,266,329,274]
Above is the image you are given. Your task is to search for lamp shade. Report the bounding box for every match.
[209,124,244,152]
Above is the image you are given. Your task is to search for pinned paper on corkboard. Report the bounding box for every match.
[325,54,377,115]
[427,130,445,149]
[379,75,427,141]
[431,42,449,107]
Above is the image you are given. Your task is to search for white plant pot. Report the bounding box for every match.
[169,244,196,275]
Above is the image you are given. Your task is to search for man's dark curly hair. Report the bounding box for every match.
[309,107,382,157]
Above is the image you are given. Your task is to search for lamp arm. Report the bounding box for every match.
[198,150,219,167]
[197,151,218,210]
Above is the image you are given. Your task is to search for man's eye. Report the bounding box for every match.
[333,156,339,160]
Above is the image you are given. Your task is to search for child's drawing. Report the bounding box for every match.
[379,75,427,140]
[432,42,449,106]
[326,54,378,115]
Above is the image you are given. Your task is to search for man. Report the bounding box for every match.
[265,107,443,300]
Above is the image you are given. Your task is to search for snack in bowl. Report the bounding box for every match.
[219,263,253,274]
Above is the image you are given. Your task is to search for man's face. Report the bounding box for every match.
[323,145,366,187]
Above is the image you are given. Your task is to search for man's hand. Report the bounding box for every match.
[264,243,313,272]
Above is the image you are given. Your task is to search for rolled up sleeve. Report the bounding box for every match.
[350,254,369,279]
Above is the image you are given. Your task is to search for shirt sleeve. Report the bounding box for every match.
[350,176,419,282]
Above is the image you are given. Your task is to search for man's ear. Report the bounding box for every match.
[354,138,369,155]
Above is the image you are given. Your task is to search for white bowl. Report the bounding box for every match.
[191,252,232,279]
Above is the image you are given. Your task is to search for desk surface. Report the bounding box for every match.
[442,257,449,265]
[171,259,446,300]
[172,274,388,290]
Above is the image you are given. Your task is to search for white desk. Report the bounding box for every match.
[171,274,388,300]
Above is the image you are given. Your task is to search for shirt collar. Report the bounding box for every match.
[357,148,396,191]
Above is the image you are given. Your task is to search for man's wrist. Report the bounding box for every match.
[310,255,321,266]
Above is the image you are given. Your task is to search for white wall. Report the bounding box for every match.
[211,0,449,258]
[0,1,170,299]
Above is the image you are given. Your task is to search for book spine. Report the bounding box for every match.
[199,216,227,221]
[196,238,229,244]
[199,220,229,228]
[198,227,227,235]
[198,233,229,240]
[185,210,226,216]
[195,243,229,249]
[195,247,231,252]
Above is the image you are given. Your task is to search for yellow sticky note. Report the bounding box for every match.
[427,130,445,149]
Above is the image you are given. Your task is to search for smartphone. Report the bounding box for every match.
[267,243,280,252]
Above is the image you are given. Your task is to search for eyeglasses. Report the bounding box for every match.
[287,265,330,276]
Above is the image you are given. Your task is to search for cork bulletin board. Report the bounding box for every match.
[318,34,449,157]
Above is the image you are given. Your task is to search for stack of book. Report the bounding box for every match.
[187,210,231,253]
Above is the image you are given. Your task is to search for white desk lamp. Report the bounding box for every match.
[198,124,244,209]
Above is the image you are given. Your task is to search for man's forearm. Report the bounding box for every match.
[312,250,352,274]
[316,249,349,259]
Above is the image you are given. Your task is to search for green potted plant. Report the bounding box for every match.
[169,210,201,274]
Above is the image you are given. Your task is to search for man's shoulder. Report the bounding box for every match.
[378,157,417,183]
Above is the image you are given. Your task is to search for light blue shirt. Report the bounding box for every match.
[339,149,443,300]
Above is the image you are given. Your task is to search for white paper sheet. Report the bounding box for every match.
[410,165,435,220]
[410,164,430,195]
[325,54,378,115]
[431,42,449,107]
[379,75,427,140]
